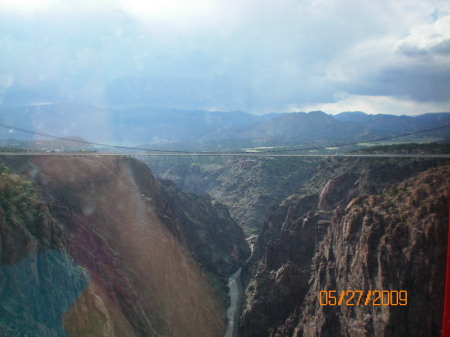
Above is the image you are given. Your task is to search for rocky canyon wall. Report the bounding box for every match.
[0,155,250,337]
[241,158,448,337]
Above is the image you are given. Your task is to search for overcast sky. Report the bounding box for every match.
[0,0,449,115]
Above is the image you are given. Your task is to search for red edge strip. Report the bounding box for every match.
[443,181,450,337]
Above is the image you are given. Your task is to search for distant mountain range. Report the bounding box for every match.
[1,103,449,149]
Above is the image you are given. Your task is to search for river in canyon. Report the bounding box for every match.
[224,268,243,337]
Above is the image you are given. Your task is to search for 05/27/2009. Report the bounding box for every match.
[319,290,408,306]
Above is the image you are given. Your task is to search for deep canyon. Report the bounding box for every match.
[0,154,448,337]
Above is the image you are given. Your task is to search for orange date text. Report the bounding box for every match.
[319,290,407,306]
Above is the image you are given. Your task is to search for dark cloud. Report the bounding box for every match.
[0,0,449,113]
[432,38,450,55]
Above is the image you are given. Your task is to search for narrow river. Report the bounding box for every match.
[224,268,243,337]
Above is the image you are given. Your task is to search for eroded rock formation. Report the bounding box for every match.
[241,158,448,337]
[0,156,250,337]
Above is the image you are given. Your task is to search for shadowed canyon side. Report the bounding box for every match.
[0,156,250,337]
[240,158,449,337]
[147,157,318,236]
[294,166,448,337]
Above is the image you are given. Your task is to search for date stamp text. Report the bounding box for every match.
[319,290,408,306]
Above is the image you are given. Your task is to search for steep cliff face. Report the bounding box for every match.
[0,156,250,337]
[126,158,250,298]
[147,156,318,235]
[0,169,129,337]
[0,170,90,337]
[240,158,448,337]
[293,166,448,337]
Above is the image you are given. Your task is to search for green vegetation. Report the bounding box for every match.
[389,183,399,196]
[0,169,43,243]
[203,270,230,313]
[0,169,89,337]
[353,142,450,154]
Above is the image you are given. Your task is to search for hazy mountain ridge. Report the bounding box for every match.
[1,104,449,147]
[227,111,366,142]
[335,111,450,136]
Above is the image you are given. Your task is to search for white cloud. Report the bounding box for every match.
[0,0,58,12]
[295,94,450,115]
[0,0,449,113]
[398,14,450,53]
[117,0,222,32]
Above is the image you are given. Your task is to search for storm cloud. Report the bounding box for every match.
[1,0,449,114]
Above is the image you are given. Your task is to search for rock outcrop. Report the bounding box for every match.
[147,156,318,235]
[293,166,448,337]
[240,157,448,337]
[0,155,250,337]
[0,170,90,337]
